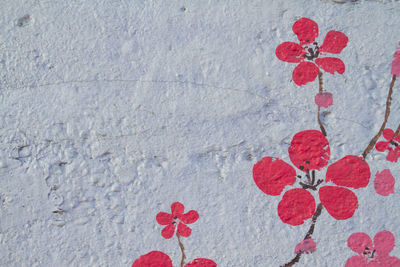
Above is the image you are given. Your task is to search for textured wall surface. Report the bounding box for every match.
[1,1,400,266]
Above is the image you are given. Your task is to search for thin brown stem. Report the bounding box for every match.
[281,203,324,267]
[177,232,186,267]
[362,75,397,159]
[317,72,327,136]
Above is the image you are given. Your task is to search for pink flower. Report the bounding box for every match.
[295,238,316,254]
[315,92,333,108]
[391,42,400,77]
[276,17,348,86]
[374,169,395,196]
[346,231,400,266]
[375,128,400,162]
[156,202,199,239]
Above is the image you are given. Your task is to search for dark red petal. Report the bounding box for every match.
[325,155,370,188]
[179,210,199,224]
[253,157,296,196]
[292,17,319,44]
[292,62,319,86]
[177,223,192,237]
[277,188,316,226]
[156,212,173,225]
[319,31,349,54]
[275,42,303,63]
[345,255,367,267]
[373,230,395,256]
[319,186,358,220]
[375,141,390,152]
[288,130,330,171]
[347,232,373,254]
[171,202,184,216]
[184,259,217,267]
[161,224,176,239]
[382,128,395,140]
[132,251,173,267]
[315,57,345,75]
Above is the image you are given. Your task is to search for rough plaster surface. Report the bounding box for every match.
[1,0,400,266]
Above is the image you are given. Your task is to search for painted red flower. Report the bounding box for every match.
[132,251,172,267]
[156,202,199,239]
[253,130,370,226]
[276,17,348,86]
[375,128,400,162]
[346,231,400,266]
[185,259,217,267]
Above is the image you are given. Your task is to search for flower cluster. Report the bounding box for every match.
[346,231,400,266]
[253,130,371,226]
[375,128,400,162]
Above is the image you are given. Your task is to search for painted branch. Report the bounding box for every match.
[281,203,324,267]
[177,233,186,267]
[362,75,397,159]
[317,71,327,136]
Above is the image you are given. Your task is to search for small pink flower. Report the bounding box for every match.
[346,231,400,266]
[375,128,400,162]
[391,42,400,77]
[294,238,316,254]
[315,92,333,108]
[374,170,395,196]
[156,202,199,239]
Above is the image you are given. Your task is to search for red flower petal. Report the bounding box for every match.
[315,57,345,75]
[294,238,316,254]
[373,230,395,256]
[156,212,173,225]
[161,224,176,239]
[375,141,390,152]
[387,148,400,162]
[277,188,316,226]
[275,42,303,63]
[319,186,358,220]
[185,259,217,267]
[292,18,319,45]
[325,155,370,189]
[347,232,373,254]
[132,251,173,267]
[383,128,395,140]
[253,157,296,196]
[179,210,199,224]
[171,202,185,216]
[177,223,192,237]
[374,170,395,196]
[319,30,349,54]
[292,62,319,86]
[288,130,330,171]
[345,255,368,267]
[377,256,400,266]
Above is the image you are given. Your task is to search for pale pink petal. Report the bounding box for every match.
[345,255,368,267]
[366,260,381,267]
[315,92,333,108]
[376,256,400,266]
[374,170,395,196]
[294,238,316,254]
[386,149,400,162]
[347,232,372,254]
[374,230,395,256]
[391,45,400,77]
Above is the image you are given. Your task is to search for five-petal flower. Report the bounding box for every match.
[156,202,199,239]
[253,130,370,226]
[375,128,400,162]
[276,17,348,86]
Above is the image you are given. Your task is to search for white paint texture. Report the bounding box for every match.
[1,0,400,266]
